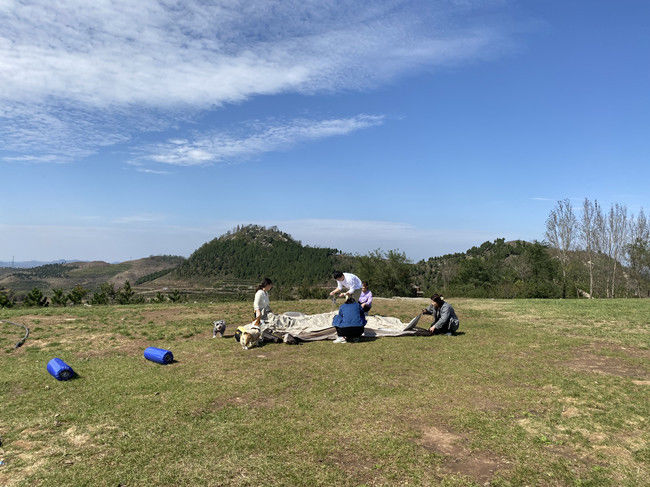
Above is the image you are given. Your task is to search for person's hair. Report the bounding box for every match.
[345,296,356,304]
[333,271,344,279]
[430,293,444,306]
[362,281,369,287]
[257,277,273,291]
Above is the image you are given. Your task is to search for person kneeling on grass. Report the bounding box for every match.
[359,281,373,314]
[332,296,367,344]
[422,293,459,335]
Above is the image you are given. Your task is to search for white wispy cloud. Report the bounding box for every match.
[135,167,171,175]
[0,1,514,162]
[141,115,384,166]
[111,214,165,224]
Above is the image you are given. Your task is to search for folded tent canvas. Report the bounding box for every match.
[254,312,424,341]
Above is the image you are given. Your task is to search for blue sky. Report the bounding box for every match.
[1,1,649,262]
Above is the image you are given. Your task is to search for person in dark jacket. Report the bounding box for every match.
[422,294,460,335]
[332,296,367,343]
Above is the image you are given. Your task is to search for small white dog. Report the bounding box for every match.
[212,320,226,338]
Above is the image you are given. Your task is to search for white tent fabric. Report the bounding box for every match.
[256,311,425,341]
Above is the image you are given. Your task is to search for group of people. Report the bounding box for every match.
[252,271,460,344]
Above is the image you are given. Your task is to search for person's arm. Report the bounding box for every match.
[253,290,262,316]
[330,281,344,296]
[430,304,450,331]
[422,304,434,315]
[366,291,373,306]
[333,305,345,326]
[359,305,367,326]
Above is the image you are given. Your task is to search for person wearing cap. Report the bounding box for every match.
[329,271,363,301]
[422,294,459,335]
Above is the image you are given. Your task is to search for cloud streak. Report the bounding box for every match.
[0,1,513,162]
[141,115,384,166]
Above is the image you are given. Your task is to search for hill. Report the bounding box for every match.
[2,227,646,302]
[413,238,650,299]
[171,224,340,287]
[0,255,184,294]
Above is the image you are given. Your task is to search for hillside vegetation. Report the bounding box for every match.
[0,256,184,295]
[2,220,648,306]
[173,225,339,286]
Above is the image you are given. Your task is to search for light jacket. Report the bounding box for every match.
[426,302,460,331]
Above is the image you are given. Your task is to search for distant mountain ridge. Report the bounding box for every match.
[0,255,184,294]
[2,226,646,300]
[0,259,74,269]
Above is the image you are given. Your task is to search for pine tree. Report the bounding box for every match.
[24,288,48,307]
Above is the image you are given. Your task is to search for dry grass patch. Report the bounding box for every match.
[419,424,506,483]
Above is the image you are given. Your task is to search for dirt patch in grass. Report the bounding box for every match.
[62,426,92,447]
[325,446,378,484]
[419,424,505,483]
[563,353,648,379]
[582,342,650,359]
[560,343,650,380]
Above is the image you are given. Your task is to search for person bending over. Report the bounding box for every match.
[422,294,459,335]
[359,281,373,314]
[329,271,363,302]
[332,296,367,344]
[253,277,273,321]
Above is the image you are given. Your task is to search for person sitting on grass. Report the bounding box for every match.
[332,296,367,344]
[359,281,373,314]
[422,294,459,335]
[253,277,273,321]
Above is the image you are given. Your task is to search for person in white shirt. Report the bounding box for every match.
[329,271,362,301]
[253,277,273,321]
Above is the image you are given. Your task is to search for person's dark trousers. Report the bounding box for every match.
[431,324,450,335]
[361,304,371,314]
[335,326,364,339]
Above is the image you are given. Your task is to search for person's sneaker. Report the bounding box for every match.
[445,332,453,336]
[333,336,347,344]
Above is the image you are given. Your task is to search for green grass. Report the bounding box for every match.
[1,299,648,486]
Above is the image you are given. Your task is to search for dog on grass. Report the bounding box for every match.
[239,323,261,350]
[212,320,226,338]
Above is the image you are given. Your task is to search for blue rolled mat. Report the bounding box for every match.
[47,358,75,381]
[144,347,173,364]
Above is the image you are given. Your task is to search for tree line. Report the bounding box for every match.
[2,211,648,308]
[544,198,649,298]
[0,281,187,308]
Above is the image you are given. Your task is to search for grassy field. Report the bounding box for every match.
[1,298,648,486]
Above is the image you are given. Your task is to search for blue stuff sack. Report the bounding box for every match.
[144,347,173,364]
[47,358,75,381]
